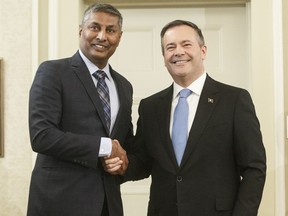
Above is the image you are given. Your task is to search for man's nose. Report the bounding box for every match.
[175,46,185,56]
[97,30,107,41]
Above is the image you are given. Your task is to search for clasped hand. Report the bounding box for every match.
[101,139,128,175]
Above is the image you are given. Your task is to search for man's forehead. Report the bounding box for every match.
[163,27,196,40]
[88,12,119,22]
[165,25,196,35]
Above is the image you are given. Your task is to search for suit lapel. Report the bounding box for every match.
[71,52,110,134]
[109,68,130,137]
[181,76,220,166]
[156,85,180,168]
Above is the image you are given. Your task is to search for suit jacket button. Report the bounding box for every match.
[177,176,182,182]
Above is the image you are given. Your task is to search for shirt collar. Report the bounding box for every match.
[173,72,207,99]
[78,49,112,80]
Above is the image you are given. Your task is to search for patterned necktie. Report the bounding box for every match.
[172,89,192,165]
[93,70,111,130]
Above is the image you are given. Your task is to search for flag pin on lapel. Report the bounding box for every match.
[208,98,214,103]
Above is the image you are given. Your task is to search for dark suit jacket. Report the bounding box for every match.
[27,51,134,216]
[125,75,266,216]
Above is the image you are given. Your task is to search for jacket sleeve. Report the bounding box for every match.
[232,89,266,215]
[29,61,101,169]
[124,100,152,181]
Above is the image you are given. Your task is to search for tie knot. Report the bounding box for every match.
[179,89,192,98]
[93,70,106,80]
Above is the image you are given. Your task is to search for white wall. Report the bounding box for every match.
[250,0,285,215]
[0,0,32,215]
[283,0,288,214]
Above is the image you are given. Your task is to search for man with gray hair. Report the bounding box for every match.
[27,3,131,216]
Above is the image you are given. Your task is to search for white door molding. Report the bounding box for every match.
[84,0,250,8]
[272,0,285,215]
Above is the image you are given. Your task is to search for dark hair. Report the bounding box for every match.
[81,3,123,29]
[160,20,205,53]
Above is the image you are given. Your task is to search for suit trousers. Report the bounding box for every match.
[101,196,109,216]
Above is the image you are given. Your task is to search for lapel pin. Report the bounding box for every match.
[208,98,214,103]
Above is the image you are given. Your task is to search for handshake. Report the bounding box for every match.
[102,139,128,175]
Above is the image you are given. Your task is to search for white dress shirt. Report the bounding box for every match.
[169,72,207,137]
[79,49,119,156]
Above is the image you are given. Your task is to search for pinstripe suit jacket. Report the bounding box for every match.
[27,51,134,216]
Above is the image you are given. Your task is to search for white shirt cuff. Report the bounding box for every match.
[98,137,112,157]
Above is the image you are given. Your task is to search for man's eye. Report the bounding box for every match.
[167,46,174,51]
[89,25,99,31]
[107,29,116,33]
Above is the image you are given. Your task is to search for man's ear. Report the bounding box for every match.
[79,25,83,37]
[201,45,207,60]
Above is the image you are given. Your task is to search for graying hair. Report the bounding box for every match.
[81,3,123,29]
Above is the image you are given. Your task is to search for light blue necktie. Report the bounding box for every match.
[93,70,111,130]
[172,89,192,165]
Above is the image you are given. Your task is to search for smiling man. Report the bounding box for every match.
[162,23,206,87]
[27,3,133,216]
[105,20,266,216]
[79,9,122,68]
